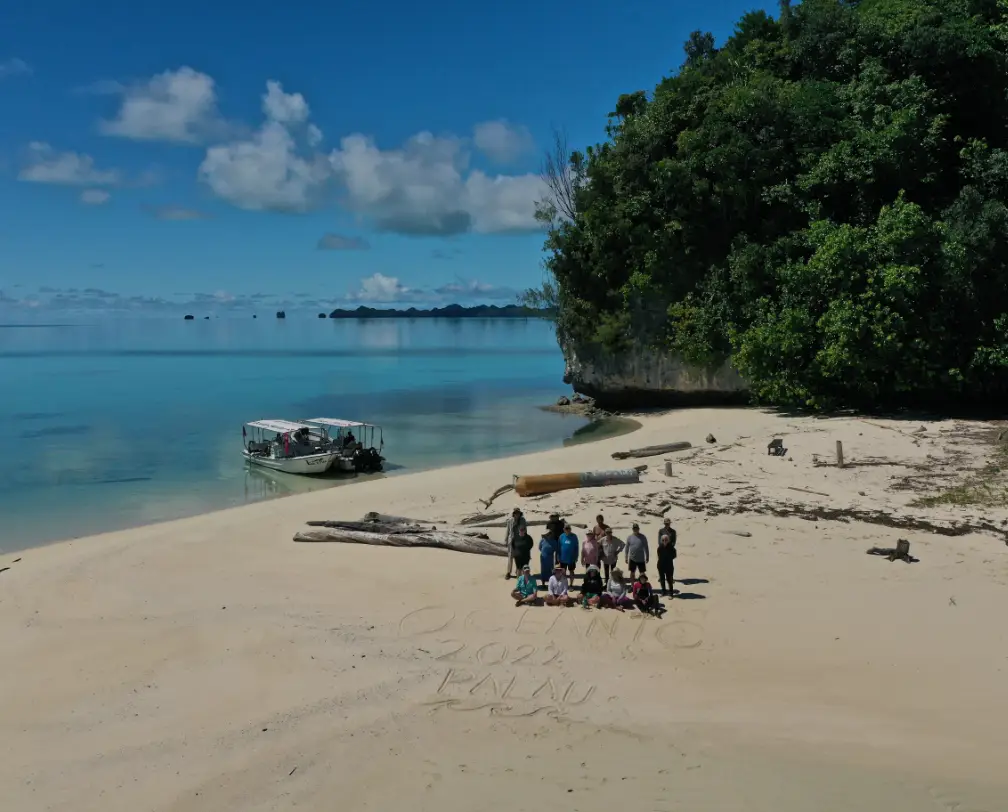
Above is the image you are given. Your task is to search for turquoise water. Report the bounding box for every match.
[0,318,583,551]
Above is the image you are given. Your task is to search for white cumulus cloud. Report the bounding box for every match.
[198,80,330,212]
[80,189,110,205]
[18,142,122,185]
[187,75,544,233]
[100,67,225,143]
[328,131,545,235]
[262,80,309,124]
[473,119,534,163]
[345,273,425,303]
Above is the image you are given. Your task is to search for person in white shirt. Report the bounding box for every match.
[544,563,575,606]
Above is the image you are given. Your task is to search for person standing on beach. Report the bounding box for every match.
[600,527,624,582]
[504,507,527,579]
[625,522,649,579]
[656,520,677,596]
[539,532,558,587]
[512,524,534,578]
[581,530,600,571]
[559,523,579,577]
[593,513,609,539]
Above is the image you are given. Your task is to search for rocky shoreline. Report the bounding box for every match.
[539,393,613,420]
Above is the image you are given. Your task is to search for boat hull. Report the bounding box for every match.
[242,450,338,476]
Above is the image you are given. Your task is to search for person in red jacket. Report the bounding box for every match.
[632,573,661,615]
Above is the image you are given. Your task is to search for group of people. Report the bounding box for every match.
[503,508,678,614]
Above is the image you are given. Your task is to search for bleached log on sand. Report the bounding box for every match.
[611,441,691,460]
[293,527,505,557]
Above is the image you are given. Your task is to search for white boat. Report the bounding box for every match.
[304,417,385,473]
[241,418,340,476]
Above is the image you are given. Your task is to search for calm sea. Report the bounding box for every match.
[0,317,587,551]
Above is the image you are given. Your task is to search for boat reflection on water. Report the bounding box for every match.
[242,463,386,503]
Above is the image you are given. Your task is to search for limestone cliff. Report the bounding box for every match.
[561,340,749,409]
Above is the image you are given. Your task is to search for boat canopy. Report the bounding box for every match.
[305,417,369,429]
[246,418,311,434]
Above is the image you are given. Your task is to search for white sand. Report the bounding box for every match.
[2,408,1007,811]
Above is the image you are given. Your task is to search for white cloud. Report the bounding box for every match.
[99,67,224,144]
[473,120,533,163]
[345,273,425,303]
[262,80,309,124]
[18,142,122,185]
[198,80,330,212]
[328,131,545,235]
[184,74,544,233]
[0,57,31,78]
[80,189,110,205]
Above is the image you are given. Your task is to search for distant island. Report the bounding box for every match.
[327,304,552,319]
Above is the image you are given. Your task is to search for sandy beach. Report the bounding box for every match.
[2,407,1007,811]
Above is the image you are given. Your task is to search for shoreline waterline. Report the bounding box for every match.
[2,414,642,555]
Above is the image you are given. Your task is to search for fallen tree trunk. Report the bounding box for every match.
[467,520,588,529]
[459,511,506,525]
[293,527,505,556]
[612,441,691,460]
[306,520,435,534]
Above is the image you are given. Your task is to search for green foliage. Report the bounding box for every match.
[540,0,1008,409]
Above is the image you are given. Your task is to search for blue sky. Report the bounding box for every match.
[0,0,771,317]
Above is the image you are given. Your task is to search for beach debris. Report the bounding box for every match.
[706,434,716,443]
[767,438,786,456]
[0,567,9,575]
[664,461,675,477]
[294,526,503,556]
[836,440,845,468]
[459,511,506,525]
[865,539,916,562]
[514,468,643,497]
[611,441,691,460]
[786,486,831,498]
[723,530,752,537]
[307,519,436,534]
[479,483,515,509]
[466,519,588,529]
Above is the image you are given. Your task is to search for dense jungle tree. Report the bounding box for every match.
[531,0,1008,410]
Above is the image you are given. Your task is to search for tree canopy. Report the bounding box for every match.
[535,0,1008,410]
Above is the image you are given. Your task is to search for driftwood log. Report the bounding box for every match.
[293,527,505,556]
[459,511,506,525]
[467,520,588,529]
[612,441,691,460]
[479,484,515,508]
[866,539,915,562]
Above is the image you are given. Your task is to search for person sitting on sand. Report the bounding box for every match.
[580,564,605,607]
[633,572,661,615]
[511,565,541,606]
[600,527,624,582]
[545,564,575,606]
[539,533,558,587]
[581,530,600,571]
[559,523,579,577]
[603,568,635,611]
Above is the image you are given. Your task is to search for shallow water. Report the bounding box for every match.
[0,317,587,550]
